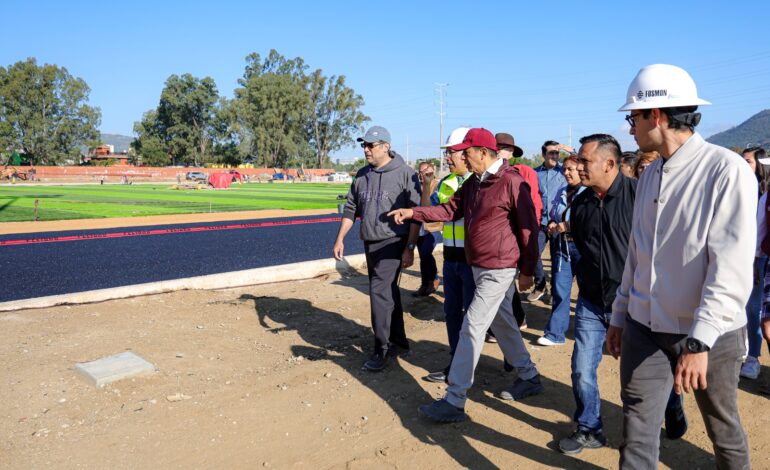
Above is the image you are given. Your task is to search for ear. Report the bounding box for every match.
[651,108,663,128]
[605,156,616,172]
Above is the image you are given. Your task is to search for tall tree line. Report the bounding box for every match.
[133,49,369,168]
[0,52,368,167]
[0,58,101,165]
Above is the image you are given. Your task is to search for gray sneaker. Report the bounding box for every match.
[499,375,544,400]
[558,429,607,455]
[527,288,545,302]
[418,399,467,423]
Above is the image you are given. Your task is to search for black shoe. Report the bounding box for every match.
[362,353,389,372]
[418,399,467,423]
[423,370,447,383]
[498,375,544,400]
[503,359,514,372]
[665,403,688,440]
[386,344,411,359]
[558,429,607,455]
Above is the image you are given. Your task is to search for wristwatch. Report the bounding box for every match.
[685,337,710,353]
[406,243,416,250]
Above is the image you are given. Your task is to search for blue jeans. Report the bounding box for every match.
[747,256,768,357]
[443,260,476,359]
[535,226,553,290]
[543,237,580,343]
[571,296,609,433]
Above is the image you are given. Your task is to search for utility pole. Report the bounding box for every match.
[435,83,448,175]
[568,124,573,149]
[406,134,410,167]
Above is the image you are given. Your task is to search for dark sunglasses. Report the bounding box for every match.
[360,142,382,149]
[625,112,643,128]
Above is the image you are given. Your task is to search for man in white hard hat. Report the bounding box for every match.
[608,64,754,468]
[421,127,477,383]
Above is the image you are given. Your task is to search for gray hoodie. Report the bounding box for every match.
[342,151,421,241]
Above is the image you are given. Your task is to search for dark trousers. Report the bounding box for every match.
[512,287,526,326]
[364,236,409,355]
[619,316,749,470]
[533,227,555,291]
[417,233,439,288]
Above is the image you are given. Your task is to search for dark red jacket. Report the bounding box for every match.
[411,160,539,274]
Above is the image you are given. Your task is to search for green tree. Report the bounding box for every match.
[233,50,312,168]
[133,73,221,166]
[0,58,101,164]
[307,70,369,167]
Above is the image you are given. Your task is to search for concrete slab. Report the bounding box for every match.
[75,351,156,387]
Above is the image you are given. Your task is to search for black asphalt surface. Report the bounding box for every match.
[0,214,364,302]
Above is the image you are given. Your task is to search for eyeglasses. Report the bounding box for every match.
[625,112,644,128]
[360,142,382,149]
[443,149,461,156]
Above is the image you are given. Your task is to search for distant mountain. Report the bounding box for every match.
[707,110,770,149]
[100,133,134,153]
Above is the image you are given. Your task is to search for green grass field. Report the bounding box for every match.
[0,183,349,222]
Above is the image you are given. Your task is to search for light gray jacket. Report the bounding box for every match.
[611,133,757,347]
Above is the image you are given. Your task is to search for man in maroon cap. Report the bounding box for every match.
[389,128,544,423]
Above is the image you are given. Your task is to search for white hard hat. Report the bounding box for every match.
[440,127,471,149]
[618,64,711,112]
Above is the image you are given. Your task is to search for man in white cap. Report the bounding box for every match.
[608,64,755,468]
[421,127,476,384]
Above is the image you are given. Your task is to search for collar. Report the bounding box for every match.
[480,158,504,182]
[663,132,705,169]
[592,172,624,199]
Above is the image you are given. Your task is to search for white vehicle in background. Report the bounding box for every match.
[328,172,352,183]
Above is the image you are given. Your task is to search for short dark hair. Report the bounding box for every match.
[621,151,638,166]
[649,106,700,132]
[541,140,560,155]
[579,134,622,163]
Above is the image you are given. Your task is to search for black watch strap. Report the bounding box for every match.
[686,337,710,353]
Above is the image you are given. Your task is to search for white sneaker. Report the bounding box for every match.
[740,356,760,380]
[537,336,564,346]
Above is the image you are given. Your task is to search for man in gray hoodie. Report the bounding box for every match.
[333,126,421,371]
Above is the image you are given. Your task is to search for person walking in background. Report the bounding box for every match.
[497,132,537,332]
[742,146,770,380]
[415,161,442,297]
[537,154,584,347]
[389,128,543,423]
[530,141,570,302]
[633,150,659,178]
[332,125,421,372]
[609,64,754,469]
[620,151,637,178]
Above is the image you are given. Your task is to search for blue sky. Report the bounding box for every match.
[3,0,769,161]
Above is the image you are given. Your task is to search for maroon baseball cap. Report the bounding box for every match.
[448,128,498,152]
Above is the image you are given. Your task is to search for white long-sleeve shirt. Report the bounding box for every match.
[611,132,757,348]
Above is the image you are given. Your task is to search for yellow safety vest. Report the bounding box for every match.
[437,173,467,248]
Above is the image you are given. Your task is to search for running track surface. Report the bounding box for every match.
[0,214,365,302]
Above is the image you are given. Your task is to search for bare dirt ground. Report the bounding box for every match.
[1,214,769,469]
